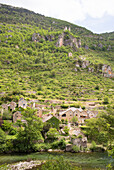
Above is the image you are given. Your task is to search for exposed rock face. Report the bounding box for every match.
[82,61,89,68]
[85,45,89,49]
[71,137,87,148]
[66,144,72,152]
[56,32,81,50]
[32,33,45,42]
[107,45,111,51]
[102,64,113,78]
[88,67,94,72]
[75,60,89,69]
[75,58,113,78]
[75,62,80,67]
[98,43,103,48]
[57,33,64,47]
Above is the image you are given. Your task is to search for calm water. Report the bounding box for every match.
[0,152,114,170]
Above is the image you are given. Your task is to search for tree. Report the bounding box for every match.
[103,96,109,104]
[46,128,59,141]
[0,128,6,144]
[15,108,43,152]
[72,116,78,126]
[1,120,12,132]
[63,126,69,135]
[84,108,114,146]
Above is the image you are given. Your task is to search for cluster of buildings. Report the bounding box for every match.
[1,98,98,125]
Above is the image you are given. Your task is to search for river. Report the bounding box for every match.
[0,152,113,170]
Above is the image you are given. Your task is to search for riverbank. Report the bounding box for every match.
[0,152,113,170]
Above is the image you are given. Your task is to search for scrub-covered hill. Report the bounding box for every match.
[0,4,114,105]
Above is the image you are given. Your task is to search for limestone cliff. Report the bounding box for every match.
[56,31,81,50]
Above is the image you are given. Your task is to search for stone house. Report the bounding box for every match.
[2,104,8,110]
[42,115,60,129]
[59,107,83,122]
[18,98,27,109]
[87,110,98,118]
[78,111,88,124]
[9,101,17,111]
[42,115,53,123]
[59,107,97,125]
[13,111,22,123]
[37,108,42,118]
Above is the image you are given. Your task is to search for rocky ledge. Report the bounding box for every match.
[7,160,45,170]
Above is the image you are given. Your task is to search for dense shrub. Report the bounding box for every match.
[72,145,80,152]
[51,138,66,150]
[33,143,51,151]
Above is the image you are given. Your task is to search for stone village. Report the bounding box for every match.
[1,98,98,125]
[0,97,99,150]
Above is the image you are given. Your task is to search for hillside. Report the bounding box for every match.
[0,4,114,106]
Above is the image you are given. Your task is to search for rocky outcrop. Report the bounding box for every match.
[98,43,103,48]
[84,45,89,49]
[71,137,87,148]
[75,58,113,78]
[56,31,81,50]
[82,61,90,68]
[32,33,45,42]
[66,144,72,152]
[102,64,113,78]
[75,60,89,69]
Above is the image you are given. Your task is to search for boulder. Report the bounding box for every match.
[85,45,89,49]
[71,137,87,148]
[66,144,72,152]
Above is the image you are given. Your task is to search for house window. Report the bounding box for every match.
[62,114,66,117]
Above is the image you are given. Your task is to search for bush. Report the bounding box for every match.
[103,96,109,104]
[78,135,82,139]
[51,138,66,150]
[33,143,50,151]
[61,104,69,108]
[90,141,97,151]
[46,128,59,141]
[0,128,6,144]
[1,120,12,132]
[72,145,80,152]
[82,106,85,110]
[8,126,17,135]
[95,85,99,90]
[63,126,69,135]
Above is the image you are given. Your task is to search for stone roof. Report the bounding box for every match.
[42,115,53,122]
[59,107,83,116]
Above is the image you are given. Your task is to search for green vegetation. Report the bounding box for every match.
[0,4,113,105]
[0,4,114,169]
[41,156,78,170]
[84,108,114,146]
[0,152,113,170]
